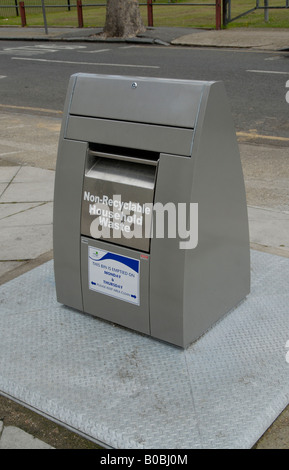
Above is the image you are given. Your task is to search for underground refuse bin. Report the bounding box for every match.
[53,73,250,348]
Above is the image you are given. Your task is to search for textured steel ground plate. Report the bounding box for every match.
[0,250,289,449]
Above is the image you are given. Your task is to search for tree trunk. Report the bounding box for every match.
[103,0,146,38]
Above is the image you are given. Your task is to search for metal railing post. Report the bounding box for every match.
[222,0,231,26]
[77,0,84,28]
[41,0,48,34]
[264,0,269,22]
[216,0,222,29]
[19,1,26,27]
[147,0,153,27]
[222,0,227,26]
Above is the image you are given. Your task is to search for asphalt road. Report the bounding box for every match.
[0,40,288,141]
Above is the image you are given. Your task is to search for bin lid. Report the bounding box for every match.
[69,74,210,129]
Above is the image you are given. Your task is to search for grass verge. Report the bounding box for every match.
[0,0,288,29]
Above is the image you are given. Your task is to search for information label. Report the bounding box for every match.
[88,246,140,305]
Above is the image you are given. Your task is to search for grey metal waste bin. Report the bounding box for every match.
[53,73,250,348]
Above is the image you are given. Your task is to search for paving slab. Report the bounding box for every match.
[0,112,60,170]
[240,143,289,213]
[171,28,289,50]
[0,261,25,277]
[0,182,8,196]
[248,207,289,255]
[0,425,54,449]
[0,164,54,263]
[0,179,54,203]
[0,225,53,261]
[0,166,20,182]
[0,202,40,219]
[1,202,53,227]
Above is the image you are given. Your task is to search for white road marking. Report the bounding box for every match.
[247,69,289,75]
[0,44,87,56]
[0,104,62,115]
[6,124,33,129]
[119,45,141,49]
[237,131,289,143]
[0,151,22,157]
[11,57,160,69]
[264,56,282,61]
[80,49,111,54]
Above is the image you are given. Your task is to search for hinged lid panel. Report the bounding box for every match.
[69,74,208,129]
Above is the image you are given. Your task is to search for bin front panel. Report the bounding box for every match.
[81,156,157,252]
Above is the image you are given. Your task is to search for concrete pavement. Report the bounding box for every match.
[0,421,54,449]
[0,25,289,448]
[171,27,289,50]
[0,25,288,50]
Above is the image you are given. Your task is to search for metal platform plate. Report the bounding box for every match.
[0,250,289,449]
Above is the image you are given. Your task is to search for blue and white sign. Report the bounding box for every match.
[88,246,140,305]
